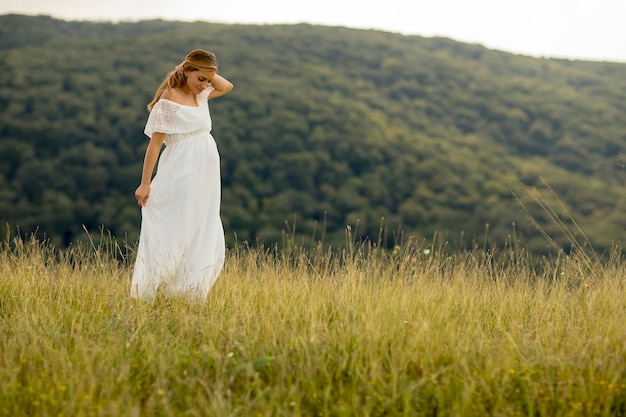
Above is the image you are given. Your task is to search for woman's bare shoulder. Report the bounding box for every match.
[159,88,174,101]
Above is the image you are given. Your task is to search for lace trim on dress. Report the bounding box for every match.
[144,87,215,138]
[144,100,195,138]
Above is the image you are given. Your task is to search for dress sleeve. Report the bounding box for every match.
[198,86,215,101]
[144,100,190,138]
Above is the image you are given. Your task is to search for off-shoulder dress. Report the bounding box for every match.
[131,87,225,302]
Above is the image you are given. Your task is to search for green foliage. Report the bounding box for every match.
[1,14,625,252]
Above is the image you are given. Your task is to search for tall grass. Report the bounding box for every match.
[1,227,626,416]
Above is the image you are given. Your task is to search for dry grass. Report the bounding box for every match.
[1,231,626,416]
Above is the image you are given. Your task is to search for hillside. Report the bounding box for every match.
[1,14,625,253]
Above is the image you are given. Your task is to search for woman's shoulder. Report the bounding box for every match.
[158,88,200,106]
[149,89,184,116]
[159,88,176,102]
[152,89,185,110]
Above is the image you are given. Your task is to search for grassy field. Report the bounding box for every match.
[1,231,626,416]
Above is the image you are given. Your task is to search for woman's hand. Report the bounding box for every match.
[208,74,233,99]
[135,132,164,207]
[135,183,150,207]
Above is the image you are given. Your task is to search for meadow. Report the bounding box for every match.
[1,229,626,416]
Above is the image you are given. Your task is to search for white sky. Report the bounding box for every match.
[2,0,625,63]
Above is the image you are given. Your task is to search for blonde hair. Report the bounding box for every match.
[147,49,218,111]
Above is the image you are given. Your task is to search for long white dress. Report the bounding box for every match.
[130,87,225,302]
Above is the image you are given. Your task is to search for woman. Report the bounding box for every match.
[131,49,233,302]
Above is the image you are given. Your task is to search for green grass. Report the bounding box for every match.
[1,232,626,416]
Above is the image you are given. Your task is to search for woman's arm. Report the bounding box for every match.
[135,132,165,207]
[209,74,233,99]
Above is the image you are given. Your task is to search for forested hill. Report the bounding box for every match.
[1,14,625,253]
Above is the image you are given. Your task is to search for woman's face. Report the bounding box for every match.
[185,69,216,95]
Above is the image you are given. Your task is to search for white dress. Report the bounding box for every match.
[130,87,225,302]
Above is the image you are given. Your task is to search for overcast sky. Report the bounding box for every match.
[2,0,625,63]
